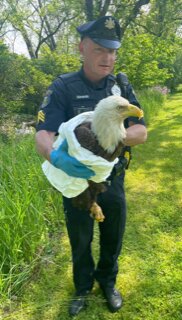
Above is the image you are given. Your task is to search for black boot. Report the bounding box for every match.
[69,294,88,316]
[102,287,123,312]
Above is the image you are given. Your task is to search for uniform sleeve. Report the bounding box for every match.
[126,84,146,126]
[36,77,68,133]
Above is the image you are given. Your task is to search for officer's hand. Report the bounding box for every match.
[50,139,95,179]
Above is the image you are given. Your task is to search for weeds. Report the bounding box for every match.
[0,135,63,298]
[137,88,166,124]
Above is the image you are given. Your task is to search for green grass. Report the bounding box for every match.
[0,136,64,300]
[137,88,166,125]
[0,89,182,319]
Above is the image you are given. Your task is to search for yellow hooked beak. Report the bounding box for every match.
[127,104,144,119]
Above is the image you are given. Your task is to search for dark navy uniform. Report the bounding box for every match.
[36,67,145,295]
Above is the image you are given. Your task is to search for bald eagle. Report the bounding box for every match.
[71,95,143,222]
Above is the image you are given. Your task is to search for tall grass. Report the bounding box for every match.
[136,88,166,124]
[0,135,63,299]
[0,88,166,300]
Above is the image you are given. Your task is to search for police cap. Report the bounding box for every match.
[77,16,121,49]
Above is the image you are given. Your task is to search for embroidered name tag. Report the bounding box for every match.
[76,95,90,99]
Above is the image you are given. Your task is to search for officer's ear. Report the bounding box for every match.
[79,37,90,55]
[79,40,84,55]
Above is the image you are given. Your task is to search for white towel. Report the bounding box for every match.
[42,112,118,198]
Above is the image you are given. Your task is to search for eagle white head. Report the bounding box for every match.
[91,95,143,153]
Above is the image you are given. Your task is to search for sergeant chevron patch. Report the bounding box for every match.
[37,110,45,123]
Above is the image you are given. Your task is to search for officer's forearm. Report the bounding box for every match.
[35,130,56,162]
[123,124,147,146]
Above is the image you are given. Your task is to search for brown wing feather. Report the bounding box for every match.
[74,122,124,162]
[74,122,96,153]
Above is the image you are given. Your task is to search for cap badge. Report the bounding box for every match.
[105,18,115,29]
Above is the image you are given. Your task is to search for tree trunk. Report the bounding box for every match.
[85,0,94,21]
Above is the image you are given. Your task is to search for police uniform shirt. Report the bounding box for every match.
[36,67,145,133]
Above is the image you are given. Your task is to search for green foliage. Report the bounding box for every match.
[35,48,81,78]
[0,0,82,58]
[0,135,64,297]
[136,88,166,124]
[166,41,182,92]
[1,1,182,116]
[0,42,82,116]
[0,42,51,115]
[19,59,52,114]
[0,42,25,113]
[115,33,176,89]
[139,0,182,39]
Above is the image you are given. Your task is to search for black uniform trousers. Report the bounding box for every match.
[62,172,126,295]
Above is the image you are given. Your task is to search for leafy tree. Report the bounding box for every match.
[135,0,182,38]
[1,0,153,57]
[19,59,52,114]
[84,0,151,32]
[0,0,181,114]
[119,0,182,90]
[34,48,81,78]
[0,41,51,114]
[0,41,25,113]
[116,33,176,88]
[166,41,182,92]
[0,0,9,37]
[1,0,80,58]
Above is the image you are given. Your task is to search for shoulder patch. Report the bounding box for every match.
[41,90,53,108]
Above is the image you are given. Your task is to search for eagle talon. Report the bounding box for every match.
[90,202,105,222]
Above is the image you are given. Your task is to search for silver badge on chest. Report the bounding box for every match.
[111,84,121,96]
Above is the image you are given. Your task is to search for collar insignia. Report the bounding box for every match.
[105,18,115,30]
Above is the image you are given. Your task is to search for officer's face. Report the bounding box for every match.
[79,38,116,82]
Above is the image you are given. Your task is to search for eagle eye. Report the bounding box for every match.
[117,105,124,110]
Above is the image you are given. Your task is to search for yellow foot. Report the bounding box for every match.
[90,202,105,222]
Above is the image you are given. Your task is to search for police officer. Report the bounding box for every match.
[35,16,147,316]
